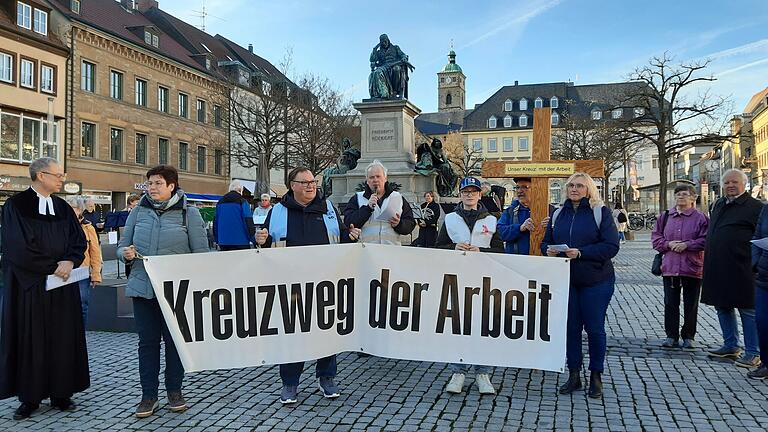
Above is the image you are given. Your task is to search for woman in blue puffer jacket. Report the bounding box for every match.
[541,172,620,399]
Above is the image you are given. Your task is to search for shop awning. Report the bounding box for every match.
[186,193,223,202]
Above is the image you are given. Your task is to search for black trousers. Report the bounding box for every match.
[663,276,702,340]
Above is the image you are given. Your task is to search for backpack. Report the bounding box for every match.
[551,205,604,229]
[617,211,627,223]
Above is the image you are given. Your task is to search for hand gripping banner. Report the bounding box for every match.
[142,244,571,373]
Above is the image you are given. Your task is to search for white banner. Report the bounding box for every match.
[143,244,570,373]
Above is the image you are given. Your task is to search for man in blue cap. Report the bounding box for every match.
[497,177,552,255]
[435,176,504,395]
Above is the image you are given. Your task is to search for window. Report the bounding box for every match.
[612,109,622,119]
[1,113,20,160]
[591,109,602,120]
[445,93,452,105]
[33,9,47,35]
[213,105,222,127]
[178,142,188,170]
[152,34,159,48]
[197,99,206,123]
[214,149,223,175]
[652,155,658,169]
[81,122,95,157]
[488,116,497,129]
[158,138,169,165]
[503,137,513,152]
[473,138,482,152]
[81,61,94,92]
[634,107,645,118]
[197,146,206,172]
[488,138,497,153]
[71,0,80,14]
[144,31,152,45]
[519,114,528,127]
[158,86,169,113]
[519,98,527,111]
[21,117,41,161]
[110,128,123,161]
[0,52,13,83]
[550,96,559,109]
[551,112,559,126]
[40,64,54,93]
[20,59,34,88]
[17,2,31,29]
[178,93,188,118]
[135,78,147,106]
[518,137,529,151]
[551,136,560,150]
[504,99,513,111]
[504,115,512,128]
[110,70,123,99]
[635,157,643,170]
[534,97,543,109]
[42,122,57,158]
[262,81,271,95]
[135,133,147,165]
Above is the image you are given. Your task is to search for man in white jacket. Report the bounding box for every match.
[435,176,504,395]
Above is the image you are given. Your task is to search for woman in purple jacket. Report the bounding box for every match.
[651,184,709,350]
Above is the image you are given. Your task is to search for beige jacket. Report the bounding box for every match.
[80,221,103,284]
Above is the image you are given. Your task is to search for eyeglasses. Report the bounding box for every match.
[41,171,66,180]
[566,183,587,190]
[292,179,319,188]
[514,186,530,191]
[145,181,168,188]
[460,190,480,196]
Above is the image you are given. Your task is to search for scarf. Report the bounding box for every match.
[145,190,183,212]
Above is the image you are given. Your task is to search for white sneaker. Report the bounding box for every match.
[476,373,496,395]
[445,373,465,394]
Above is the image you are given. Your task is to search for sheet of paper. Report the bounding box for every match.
[547,244,570,253]
[108,231,118,244]
[374,191,403,222]
[253,214,267,225]
[751,238,768,251]
[46,267,90,291]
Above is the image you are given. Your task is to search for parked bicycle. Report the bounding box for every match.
[628,211,658,231]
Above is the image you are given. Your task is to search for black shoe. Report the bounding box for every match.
[661,338,679,349]
[558,369,582,394]
[12,403,39,420]
[51,397,76,411]
[747,365,768,380]
[588,371,603,399]
[708,346,742,359]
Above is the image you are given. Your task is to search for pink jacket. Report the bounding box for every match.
[651,207,709,279]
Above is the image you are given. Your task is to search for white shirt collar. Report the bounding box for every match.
[31,186,55,216]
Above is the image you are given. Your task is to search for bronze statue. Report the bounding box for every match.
[321,138,361,196]
[415,138,458,197]
[368,34,414,100]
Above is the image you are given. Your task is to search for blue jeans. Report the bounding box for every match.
[451,364,490,374]
[618,231,625,242]
[78,277,91,326]
[756,289,768,359]
[566,278,615,373]
[716,307,759,356]
[133,297,184,399]
[279,355,336,387]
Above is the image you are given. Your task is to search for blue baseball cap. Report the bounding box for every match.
[459,176,482,191]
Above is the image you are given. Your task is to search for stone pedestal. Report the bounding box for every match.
[329,99,436,207]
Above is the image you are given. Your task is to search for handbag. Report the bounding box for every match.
[651,210,670,276]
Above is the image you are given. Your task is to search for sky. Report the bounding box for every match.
[158,0,768,115]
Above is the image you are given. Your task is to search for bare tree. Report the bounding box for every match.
[443,131,484,179]
[288,73,356,174]
[617,52,733,209]
[552,103,639,203]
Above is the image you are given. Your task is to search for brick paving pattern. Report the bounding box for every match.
[2,234,768,431]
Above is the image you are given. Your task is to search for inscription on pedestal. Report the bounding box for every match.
[367,120,397,152]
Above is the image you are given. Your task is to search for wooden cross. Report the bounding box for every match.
[482,107,605,255]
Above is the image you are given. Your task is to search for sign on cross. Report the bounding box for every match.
[482,107,605,255]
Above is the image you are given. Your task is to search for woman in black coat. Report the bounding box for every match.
[414,191,441,247]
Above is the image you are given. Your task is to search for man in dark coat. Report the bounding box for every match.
[0,157,90,420]
[702,169,763,367]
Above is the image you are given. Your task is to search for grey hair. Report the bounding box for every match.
[260,193,271,200]
[65,195,86,210]
[29,157,58,181]
[366,160,388,177]
[229,179,243,192]
[721,169,748,187]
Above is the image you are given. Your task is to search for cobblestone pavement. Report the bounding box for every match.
[3,235,768,431]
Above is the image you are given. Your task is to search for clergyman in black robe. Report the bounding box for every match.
[0,171,90,419]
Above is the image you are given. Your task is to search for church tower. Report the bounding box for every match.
[437,49,466,112]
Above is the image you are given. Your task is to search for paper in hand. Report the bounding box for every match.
[374,191,403,222]
[547,244,570,253]
[46,267,90,291]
